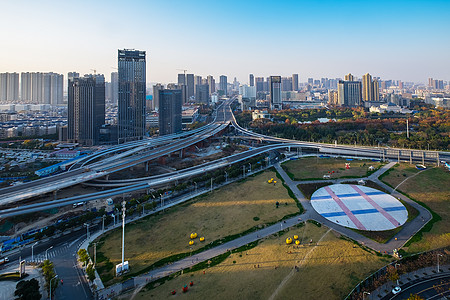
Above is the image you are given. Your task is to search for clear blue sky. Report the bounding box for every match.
[1,0,449,84]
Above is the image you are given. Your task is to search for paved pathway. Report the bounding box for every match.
[274,162,432,253]
[95,161,433,299]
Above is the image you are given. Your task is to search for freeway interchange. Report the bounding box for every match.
[0,97,448,217]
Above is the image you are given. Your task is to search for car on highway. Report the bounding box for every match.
[392,286,401,295]
[0,257,9,265]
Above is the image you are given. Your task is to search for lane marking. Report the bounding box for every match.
[324,186,366,230]
[351,185,400,227]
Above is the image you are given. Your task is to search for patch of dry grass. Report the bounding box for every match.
[382,164,450,252]
[283,157,383,180]
[132,223,389,300]
[94,171,299,285]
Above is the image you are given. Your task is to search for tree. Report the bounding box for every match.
[386,265,399,284]
[15,278,41,300]
[86,263,96,282]
[77,249,89,266]
[41,260,58,296]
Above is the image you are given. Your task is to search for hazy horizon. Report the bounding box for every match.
[1,0,449,84]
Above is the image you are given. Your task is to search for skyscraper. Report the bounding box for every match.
[344,73,355,81]
[195,84,209,104]
[177,73,187,104]
[207,75,215,95]
[186,74,194,100]
[159,89,182,135]
[0,72,19,102]
[118,49,146,142]
[362,73,380,102]
[281,77,292,91]
[249,74,254,87]
[292,74,299,91]
[152,84,164,111]
[219,75,227,96]
[177,74,186,85]
[255,77,264,93]
[270,76,282,109]
[110,72,118,105]
[18,72,63,104]
[68,74,105,146]
[338,80,361,107]
[20,72,32,101]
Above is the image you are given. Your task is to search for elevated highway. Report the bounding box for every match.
[0,100,232,206]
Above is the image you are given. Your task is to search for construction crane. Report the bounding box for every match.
[177,69,188,77]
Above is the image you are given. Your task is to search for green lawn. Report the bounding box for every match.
[381,164,450,252]
[131,223,389,300]
[92,170,300,286]
[283,157,383,181]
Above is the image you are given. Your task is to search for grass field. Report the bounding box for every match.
[282,157,383,181]
[381,164,450,252]
[130,223,390,300]
[93,171,299,285]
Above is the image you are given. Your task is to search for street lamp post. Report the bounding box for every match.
[102,215,106,232]
[49,274,58,300]
[394,263,400,286]
[45,246,53,261]
[121,201,126,273]
[224,171,228,183]
[84,223,90,242]
[31,242,38,262]
[437,253,443,273]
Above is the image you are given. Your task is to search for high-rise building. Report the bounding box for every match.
[292,74,299,91]
[249,74,254,87]
[207,75,215,95]
[255,77,264,92]
[195,84,209,104]
[110,72,118,105]
[362,73,373,102]
[281,77,292,91]
[344,73,354,81]
[270,76,282,109]
[186,74,194,100]
[219,75,227,96]
[362,73,379,102]
[159,89,182,135]
[0,72,19,102]
[307,78,314,85]
[118,49,146,142]
[177,74,186,85]
[20,72,32,101]
[328,90,338,105]
[338,80,361,107]
[152,84,164,111]
[18,72,63,104]
[177,74,187,104]
[68,74,105,146]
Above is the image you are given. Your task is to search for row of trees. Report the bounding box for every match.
[237,107,450,150]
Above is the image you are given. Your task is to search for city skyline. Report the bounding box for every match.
[0,0,449,84]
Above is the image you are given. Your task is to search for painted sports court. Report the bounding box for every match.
[311,184,408,231]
